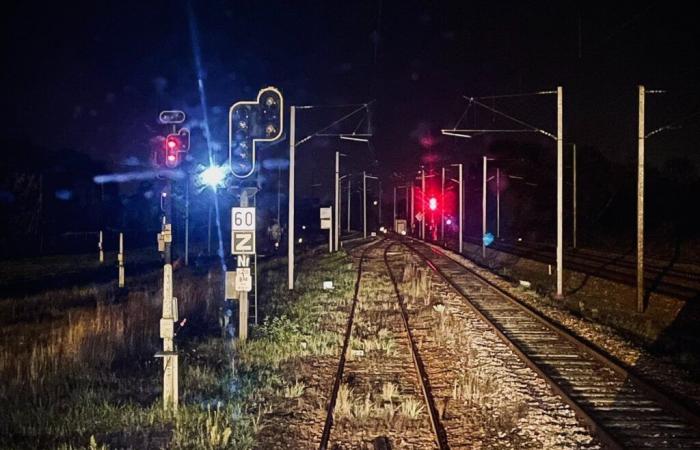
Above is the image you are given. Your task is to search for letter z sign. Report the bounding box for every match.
[231,207,256,255]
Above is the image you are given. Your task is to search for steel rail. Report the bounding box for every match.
[402,238,700,449]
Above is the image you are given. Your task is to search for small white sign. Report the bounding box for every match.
[237,255,250,268]
[232,207,256,231]
[323,281,334,290]
[235,267,252,292]
[232,230,256,255]
[320,207,332,220]
[321,218,332,230]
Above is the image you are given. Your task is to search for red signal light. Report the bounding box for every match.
[165,136,179,150]
[165,147,179,168]
[429,197,438,211]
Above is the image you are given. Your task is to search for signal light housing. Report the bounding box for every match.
[229,87,284,179]
[161,128,190,168]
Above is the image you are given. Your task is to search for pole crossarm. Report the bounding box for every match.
[446,129,542,134]
[293,101,374,147]
[317,133,372,138]
[460,95,557,140]
[475,90,557,100]
[441,129,473,138]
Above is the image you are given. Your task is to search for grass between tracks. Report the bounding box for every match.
[0,250,355,449]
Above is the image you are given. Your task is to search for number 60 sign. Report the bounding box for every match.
[231,207,256,231]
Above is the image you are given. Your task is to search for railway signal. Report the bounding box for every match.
[163,129,190,168]
[229,86,284,179]
[227,87,284,339]
[155,109,188,411]
[428,197,438,211]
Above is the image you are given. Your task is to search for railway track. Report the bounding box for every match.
[319,239,448,449]
[403,237,700,449]
[457,236,700,300]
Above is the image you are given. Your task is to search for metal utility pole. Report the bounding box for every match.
[347,177,351,232]
[421,169,426,240]
[393,186,397,227]
[443,164,464,252]
[572,143,577,249]
[496,167,500,239]
[457,163,463,253]
[482,156,487,258]
[288,106,296,290]
[441,167,445,242]
[277,165,281,223]
[556,86,564,298]
[334,151,340,251]
[637,85,645,312]
[410,185,415,233]
[378,181,382,227]
[363,171,367,238]
[362,172,379,237]
[185,176,189,266]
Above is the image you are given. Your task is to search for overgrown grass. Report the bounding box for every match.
[1,248,357,449]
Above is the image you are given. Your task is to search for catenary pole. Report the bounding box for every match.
[556,86,564,298]
[637,85,645,312]
[347,177,351,232]
[288,106,296,290]
[363,171,367,238]
[482,156,487,258]
[458,163,463,253]
[496,167,500,239]
[393,186,397,228]
[334,151,340,251]
[573,143,577,249]
[441,167,445,242]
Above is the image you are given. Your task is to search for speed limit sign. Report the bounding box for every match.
[231,207,256,231]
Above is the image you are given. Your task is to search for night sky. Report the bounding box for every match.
[3,1,699,184]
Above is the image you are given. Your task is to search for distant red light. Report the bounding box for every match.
[167,154,176,162]
[167,139,177,149]
[429,197,437,211]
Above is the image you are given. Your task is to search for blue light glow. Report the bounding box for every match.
[483,232,494,247]
[200,165,227,189]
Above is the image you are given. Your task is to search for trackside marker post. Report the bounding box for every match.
[118,232,125,288]
[98,230,104,263]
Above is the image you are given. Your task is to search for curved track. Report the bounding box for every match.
[403,238,700,449]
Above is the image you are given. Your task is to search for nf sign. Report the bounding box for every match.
[232,231,255,255]
[232,207,256,231]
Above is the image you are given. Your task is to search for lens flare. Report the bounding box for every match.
[200,165,226,189]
